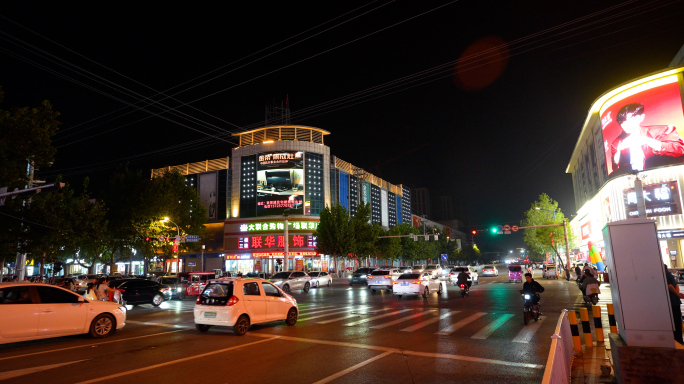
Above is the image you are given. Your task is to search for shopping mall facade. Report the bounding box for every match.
[567,65,684,269]
[148,125,417,275]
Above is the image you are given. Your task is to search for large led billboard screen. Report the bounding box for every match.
[199,172,217,219]
[601,75,684,177]
[256,151,304,216]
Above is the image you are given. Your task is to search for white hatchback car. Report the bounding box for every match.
[392,272,443,299]
[194,278,298,336]
[0,283,126,344]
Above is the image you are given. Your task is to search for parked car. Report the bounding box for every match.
[108,279,166,306]
[269,271,311,293]
[194,277,298,336]
[481,265,499,277]
[367,269,402,291]
[448,267,479,286]
[348,267,376,286]
[308,271,333,288]
[392,272,443,299]
[0,283,126,344]
[159,277,187,300]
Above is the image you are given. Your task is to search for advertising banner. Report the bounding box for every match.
[322,260,328,272]
[199,172,217,219]
[623,180,682,218]
[362,182,370,204]
[581,221,592,240]
[256,151,304,216]
[601,75,684,177]
[381,189,388,227]
[295,259,304,271]
[255,260,261,271]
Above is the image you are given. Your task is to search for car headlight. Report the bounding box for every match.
[118,306,127,313]
[177,287,182,292]
[348,275,352,279]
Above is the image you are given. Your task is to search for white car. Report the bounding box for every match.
[423,264,444,279]
[268,271,312,293]
[367,269,402,291]
[392,272,443,299]
[308,271,332,288]
[194,278,298,336]
[481,265,499,277]
[0,283,126,344]
[448,267,479,285]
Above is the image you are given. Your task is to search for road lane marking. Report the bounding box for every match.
[471,314,515,339]
[370,310,435,329]
[312,351,393,384]
[400,311,459,332]
[298,307,370,322]
[435,312,487,335]
[248,332,544,369]
[0,359,88,380]
[0,329,189,361]
[317,307,393,324]
[512,316,546,343]
[73,337,278,384]
[125,320,193,328]
[344,309,413,326]
[300,306,354,316]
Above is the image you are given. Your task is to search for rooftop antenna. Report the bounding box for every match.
[265,95,291,126]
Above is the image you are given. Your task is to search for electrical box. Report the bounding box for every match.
[602,218,674,348]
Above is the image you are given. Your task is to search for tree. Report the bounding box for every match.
[0,87,60,189]
[522,193,575,265]
[315,203,354,276]
[376,225,402,264]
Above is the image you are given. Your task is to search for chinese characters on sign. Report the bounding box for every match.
[239,221,318,232]
[623,180,682,218]
[238,235,316,250]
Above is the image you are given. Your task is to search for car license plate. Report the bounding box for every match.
[401,282,408,286]
[204,312,217,318]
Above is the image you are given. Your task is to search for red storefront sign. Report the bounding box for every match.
[581,222,592,240]
[238,235,314,250]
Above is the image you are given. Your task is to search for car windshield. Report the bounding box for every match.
[398,273,420,280]
[201,283,233,298]
[271,272,290,279]
[161,278,178,285]
[370,270,389,276]
[425,265,438,269]
[451,268,467,273]
[485,265,494,269]
[308,272,320,277]
[509,266,522,272]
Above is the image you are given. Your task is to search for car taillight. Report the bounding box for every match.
[393,281,398,284]
[411,281,421,284]
[227,295,239,306]
[196,295,202,304]
[385,275,391,279]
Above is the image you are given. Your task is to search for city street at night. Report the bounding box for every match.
[0,269,579,384]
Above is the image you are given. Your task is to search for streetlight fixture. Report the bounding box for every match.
[162,217,180,236]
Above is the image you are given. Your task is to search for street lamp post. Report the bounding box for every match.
[163,217,180,273]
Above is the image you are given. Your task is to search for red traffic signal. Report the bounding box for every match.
[471,230,477,235]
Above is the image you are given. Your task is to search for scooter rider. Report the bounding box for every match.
[581,269,601,301]
[520,272,544,309]
[456,270,471,292]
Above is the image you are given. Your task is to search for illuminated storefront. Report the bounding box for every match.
[568,66,684,268]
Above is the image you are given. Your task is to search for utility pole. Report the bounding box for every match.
[283,214,289,271]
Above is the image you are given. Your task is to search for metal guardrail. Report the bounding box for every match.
[541,309,575,384]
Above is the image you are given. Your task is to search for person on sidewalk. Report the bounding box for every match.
[574,264,582,279]
[665,264,684,345]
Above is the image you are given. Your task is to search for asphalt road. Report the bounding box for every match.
[0,267,581,384]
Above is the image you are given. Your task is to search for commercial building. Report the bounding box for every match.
[151,125,413,274]
[567,63,684,268]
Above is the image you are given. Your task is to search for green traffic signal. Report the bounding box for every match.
[491,227,497,234]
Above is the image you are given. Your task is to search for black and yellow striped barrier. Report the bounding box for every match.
[592,305,604,342]
[579,307,593,347]
[607,304,618,334]
[567,310,582,353]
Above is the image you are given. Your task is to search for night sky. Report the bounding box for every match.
[2,1,683,252]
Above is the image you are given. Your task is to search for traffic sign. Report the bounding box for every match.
[503,224,511,231]
[496,225,503,234]
[511,225,519,232]
[188,262,196,266]
[441,254,448,261]
[186,235,200,243]
[157,236,165,242]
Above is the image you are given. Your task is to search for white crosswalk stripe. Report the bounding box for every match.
[344,309,413,326]
[369,310,436,329]
[435,312,487,335]
[400,310,460,332]
[471,314,514,339]
[512,316,546,343]
[301,306,352,316]
[317,307,394,324]
[298,307,370,322]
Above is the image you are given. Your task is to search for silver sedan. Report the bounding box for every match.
[308,271,333,288]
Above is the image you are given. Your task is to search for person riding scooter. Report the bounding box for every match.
[520,272,544,310]
[456,270,471,293]
[581,269,600,301]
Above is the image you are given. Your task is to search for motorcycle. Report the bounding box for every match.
[521,292,540,325]
[459,283,469,298]
[583,283,600,306]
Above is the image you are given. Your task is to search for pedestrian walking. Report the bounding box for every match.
[84,283,97,301]
[574,264,582,279]
[665,264,684,345]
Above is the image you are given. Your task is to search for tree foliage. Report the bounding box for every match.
[522,193,575,263]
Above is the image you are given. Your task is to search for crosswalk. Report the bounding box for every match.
[295,304,546,341]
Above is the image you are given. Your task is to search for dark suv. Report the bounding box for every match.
[348,267,376,286]
[109,279,165,306]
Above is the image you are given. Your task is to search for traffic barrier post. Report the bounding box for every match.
[567,310,582,353]
[579,307,593,347]
[592,305,604,342]
[607,304,618,334]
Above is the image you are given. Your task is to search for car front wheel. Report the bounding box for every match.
[283,284,291,293]
[152,294,164,307]
[177,292,185,301]
[303,283,310,292]
[327,279,331,287]
[286,308,298,326]
[90,314,115,339]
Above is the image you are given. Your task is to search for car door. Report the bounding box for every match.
[120,280,143,303]
[35,286,88,337]
[139,281,161,302]
[242,282,266,323]
[290,272,304,289]
[262,282,290,321]
[0,286,41,341]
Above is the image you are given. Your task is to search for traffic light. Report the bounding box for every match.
[491,227,498,234]
[471,230,477,235]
